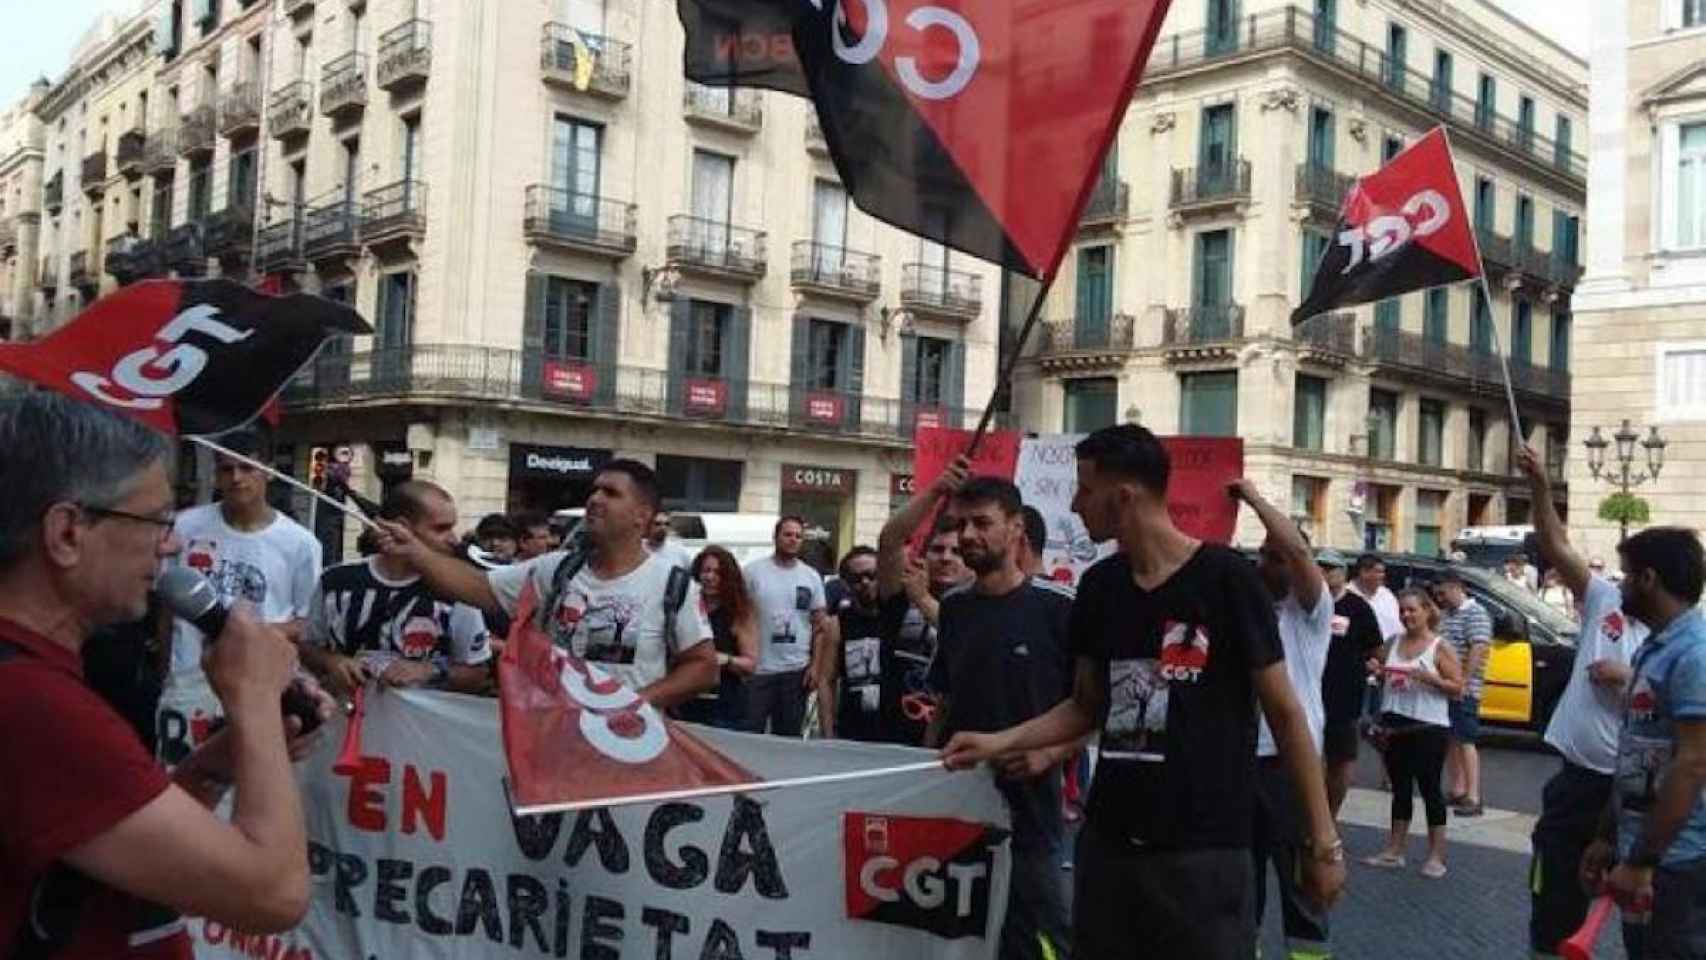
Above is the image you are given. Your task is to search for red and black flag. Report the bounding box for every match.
[0,278,368,436]
[678,0,1173,280]
[1293,127,1481,325]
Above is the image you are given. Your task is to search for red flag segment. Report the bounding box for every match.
[1340,128,1480,278]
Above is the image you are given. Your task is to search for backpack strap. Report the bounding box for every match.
[662,565,691,651]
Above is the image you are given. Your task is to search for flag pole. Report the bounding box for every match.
[1440,125,1524,444]
[190,435,378,530]
[510,759,953,817]
[965,274,1056,458]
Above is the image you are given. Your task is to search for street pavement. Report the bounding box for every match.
[1253,736,1629,958]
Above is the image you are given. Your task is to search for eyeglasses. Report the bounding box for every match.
[79,504,176,542]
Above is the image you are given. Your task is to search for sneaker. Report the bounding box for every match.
[1453,801,1484,818]
[1419,860,1447,879]
[1361,851,1406,868]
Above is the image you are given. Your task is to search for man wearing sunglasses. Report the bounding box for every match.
[0,392,327,957]
[824,546,886,742]
[157,430,321,766]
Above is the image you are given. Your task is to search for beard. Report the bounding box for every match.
[961,545,1005,575]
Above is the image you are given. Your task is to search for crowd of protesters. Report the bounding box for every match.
[8,387,1706,959]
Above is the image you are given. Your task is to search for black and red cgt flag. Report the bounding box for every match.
[678,0,1173,280]
[0,278,369,436]
[1293,127,1481,325]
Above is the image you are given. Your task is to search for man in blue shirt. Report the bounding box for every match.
[1581,526,1706,959]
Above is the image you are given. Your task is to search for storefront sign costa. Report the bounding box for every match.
[782,464,857,494]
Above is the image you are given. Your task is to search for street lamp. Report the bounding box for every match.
[1583,418,1667,542]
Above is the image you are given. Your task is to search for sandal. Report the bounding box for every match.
[1420,860,1447,879]
[1361,851,1406,868]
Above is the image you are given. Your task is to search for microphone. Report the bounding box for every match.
[156,566,324,734]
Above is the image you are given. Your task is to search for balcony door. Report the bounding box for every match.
[1193,229,1233,336]
[1205,0,1239,57]
[812,179,847,277]
[551,116,601,235]
[691,149,733,258]
[1307,106,1334,172]
[1199,104,1236,189]
[1312,0,1335,53]
[1075,245,1112,348]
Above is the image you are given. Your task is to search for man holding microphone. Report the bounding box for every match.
[0,392,326,957]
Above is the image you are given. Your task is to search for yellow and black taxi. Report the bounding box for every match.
[1366,553,1580,733]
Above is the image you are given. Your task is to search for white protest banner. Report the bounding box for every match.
[189,690,1012,960]
[1014,434,1110,588]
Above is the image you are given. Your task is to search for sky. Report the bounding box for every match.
[0,0,1592,111]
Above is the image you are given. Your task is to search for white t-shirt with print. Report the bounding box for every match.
[1545,575,1649,774]
[157,504,321,760]
[744,556,828,675]
[1258,588,1334,757]
[489,550,713,693]
[647,539,696,572]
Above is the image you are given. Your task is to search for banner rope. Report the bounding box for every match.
[509,759,951,817]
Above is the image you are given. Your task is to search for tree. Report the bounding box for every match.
[1598,492,1651,542]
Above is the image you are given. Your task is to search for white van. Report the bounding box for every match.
[551,509,781,567]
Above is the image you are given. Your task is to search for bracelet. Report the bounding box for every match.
[1305,837,1345,864]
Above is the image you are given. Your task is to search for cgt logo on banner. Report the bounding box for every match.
[187,690,1012,960]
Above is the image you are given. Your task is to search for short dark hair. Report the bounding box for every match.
[775,515,808,537]
[379,480,451,525]
[838,545,879,581]
[596,459,661,514]
[213,428,269,461]
[1437,568,1465,586]
[1075,424,1169,495]
[511,510,550,535]
[1355,554,1385,574]
[1020,505,1047,556]
[951,476,1023,517]
[1619,527,1706,606]
[475,513,517,540]
[929,512,961,540]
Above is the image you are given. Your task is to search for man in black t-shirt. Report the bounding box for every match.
[943,425,1346,958]
[926,477,1075,960]
[1317,549,1383,815]
[828,546,888,742]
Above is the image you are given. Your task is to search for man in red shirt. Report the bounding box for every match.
[0,392,323,958]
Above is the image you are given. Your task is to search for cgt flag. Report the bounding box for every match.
[498,580,756,815]
[1293,127,1481,325]
[678,0,1173,279]
[0,278,368,435]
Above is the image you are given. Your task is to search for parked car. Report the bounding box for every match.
[1243,549,1579,734]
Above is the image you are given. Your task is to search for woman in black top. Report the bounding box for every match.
[689,546,760,728]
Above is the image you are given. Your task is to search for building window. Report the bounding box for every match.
[1383,135,1403,163]
[1689,0,1706,27]
[1551,310,1571,371]
[1415,489,1446,557]
[913,336,951,407]
[375,271,414,350]
[1307,106,1335,170]
[690,149,733,226]
[1385,23,1407,89]
[1206,0,1239,56]
[1301,229,1330,298]
[807,319,846,391]
[1656,342,1706,421]
[1515,195,1534,250]
[1424,288,1448,343]
[1474,177,1495,233]
[552,116,601,201]
[151,180,172,238]
[544,276,596,359]
[684,300,729,376]
[1517,96,1536,152]
[1375,298,1400,333]
[1181,371,1238,437]
[1064,377,1118,433]
[1431,50,1453,112]
[1513,300,1533,364]
[1199,103,1237,178]
[1476,73,1496,131]
[1194,228,1234,312]
[188,157,212,219]
[1292,475,1329,541]
[1555,116,1573,168]
[1678,123,1706,248]
[1076,244,1113,327]
[1471,286,1493,353]
[1468,407,1487,471]
[1369,388,1398,460]
[1418,398,1445,466]
[1294,374,1327,451]
[229,147,256,210]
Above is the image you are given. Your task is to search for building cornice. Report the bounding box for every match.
[37,16,157,121]
[0,146,45,179]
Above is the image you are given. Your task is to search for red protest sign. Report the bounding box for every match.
[910,426,1023,549]
[1161,437,1243,544]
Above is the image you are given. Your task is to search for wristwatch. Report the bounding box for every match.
[1306,836,1346,865]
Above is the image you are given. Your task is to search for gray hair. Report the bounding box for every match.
[0,391,172,570]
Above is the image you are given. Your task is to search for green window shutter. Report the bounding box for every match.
[592,282,620,405]
[845,322,866,430]
[726,306,752,421]
[666,299,691,414]
[899,331,919,434]
[789,314,811,422]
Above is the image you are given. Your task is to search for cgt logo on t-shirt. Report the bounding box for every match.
[1159,620,1211,682]
[843,812,1006,940]
[1630,679,1658,722]
[1602,611,1627,644]
[398,615,442,659]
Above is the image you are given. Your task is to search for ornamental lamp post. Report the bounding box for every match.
[1583,419,1667,542]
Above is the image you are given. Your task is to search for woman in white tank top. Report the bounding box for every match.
[1362,587,1464,879]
